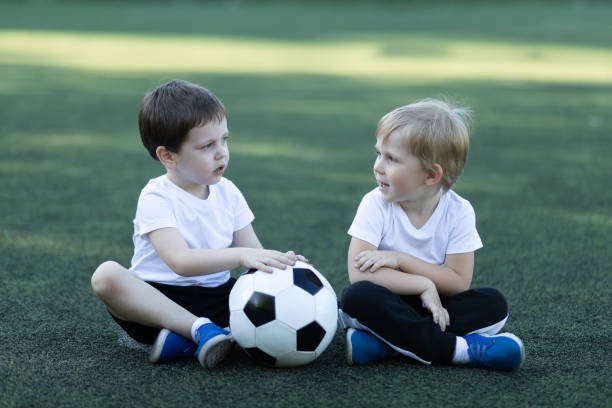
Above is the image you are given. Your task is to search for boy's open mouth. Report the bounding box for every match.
[214,165,225,175]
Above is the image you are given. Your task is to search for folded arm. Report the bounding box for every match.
[352,238,473,296]
[348,238,432,295]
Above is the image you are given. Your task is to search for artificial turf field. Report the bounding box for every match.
[1,1,611,407]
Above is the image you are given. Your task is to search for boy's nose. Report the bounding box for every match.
[373,160,384,174]
[215,146,228,159]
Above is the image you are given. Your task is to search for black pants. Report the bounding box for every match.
[338,281,508,364]
[109,278,236,345]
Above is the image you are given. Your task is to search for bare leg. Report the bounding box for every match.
[91,261,196,340]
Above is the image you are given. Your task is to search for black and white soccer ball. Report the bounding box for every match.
[229,261,338,368]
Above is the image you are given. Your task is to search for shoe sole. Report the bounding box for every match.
[480,332,526,370]
[198,334,233,369]
[498,332,525,370]
[149,328,170,363]
[345,328,355,366]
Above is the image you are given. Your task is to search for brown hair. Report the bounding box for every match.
[138,80,227,160]
[376,99,472,191]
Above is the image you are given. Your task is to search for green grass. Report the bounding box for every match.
[1,1,611,407]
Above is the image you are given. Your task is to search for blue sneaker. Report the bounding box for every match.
[195,323,233,369]
[149,329,197,363]
[346,328,392,365]
[465,332,525,371]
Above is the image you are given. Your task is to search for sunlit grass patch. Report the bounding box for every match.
[1,30,611,83]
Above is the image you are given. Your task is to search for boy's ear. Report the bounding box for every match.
[156,146,177,169]
[425,163,443,186]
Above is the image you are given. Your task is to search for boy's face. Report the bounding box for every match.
[373,131,429,204]
[172,117,230,191]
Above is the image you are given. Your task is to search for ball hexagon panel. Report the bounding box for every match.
[275,285,316,330]
[252,267,294,296]
[244,292,275,327]
[292,267,323,295]
[296,321,326,352]
[313,287,338,357]
[228,273,255,312]
[229,310,256,348]
[255,320,296,357]
[314,287,339,330]
[293,260,334,291]
[314,322,336,357]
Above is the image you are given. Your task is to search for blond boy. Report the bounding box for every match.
[338,99,525,370]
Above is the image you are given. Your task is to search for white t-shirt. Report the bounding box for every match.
[129,175,254,287]
[348,188,482,266]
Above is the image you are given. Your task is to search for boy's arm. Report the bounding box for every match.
[354,248,473,297]
[231,223,264,249]
[148,226,297,276]
[348,238,432,295]
[348,237,450,330]
[232,223,309,265]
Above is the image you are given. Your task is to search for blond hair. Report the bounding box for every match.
[376,99,472,191]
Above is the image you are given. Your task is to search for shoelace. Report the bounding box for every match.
[469,338,494,365]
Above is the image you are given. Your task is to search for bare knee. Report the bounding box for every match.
[91,260,127,300]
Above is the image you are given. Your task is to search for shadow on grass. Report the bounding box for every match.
[1,1,612,48]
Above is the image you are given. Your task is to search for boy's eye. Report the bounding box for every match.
[202,143,213,150]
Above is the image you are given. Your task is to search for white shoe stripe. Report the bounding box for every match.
[467,315,509,336]
[338,309,431,365]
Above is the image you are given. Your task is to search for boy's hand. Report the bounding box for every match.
[291,251,310,264]
[239,249,305,273]
[354,250,399,273]
[420,284,450,332]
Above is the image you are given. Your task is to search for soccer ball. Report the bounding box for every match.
[229,261,338,368]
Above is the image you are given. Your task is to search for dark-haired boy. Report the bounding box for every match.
[91,80,306,368]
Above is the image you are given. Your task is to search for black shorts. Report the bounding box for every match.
[339,281,508,363]
[109,278,236,345]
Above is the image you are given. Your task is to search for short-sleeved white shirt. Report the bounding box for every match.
[129,175,254,287]
[348,188,482,266]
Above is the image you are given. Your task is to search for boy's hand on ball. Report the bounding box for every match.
[288,251,310,264]
[240,249,297,273]
[354,250,398,273]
